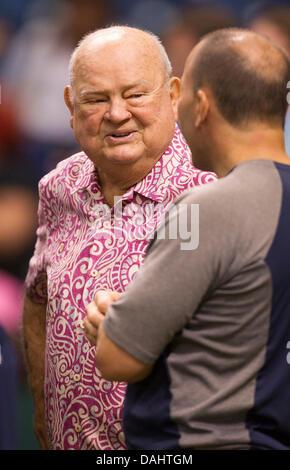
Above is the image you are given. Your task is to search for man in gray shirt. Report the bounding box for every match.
[84,28,290,450]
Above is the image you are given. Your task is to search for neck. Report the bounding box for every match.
[212,123,290,177]
[96,156,161,207]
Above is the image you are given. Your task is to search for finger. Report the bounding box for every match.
[83,316,99,345]
[83,327,97,346]
[111,291,122,301]
[85,332,97,346]
[85,300,102,324]
[83,314,99,334]
[94,290,121,314]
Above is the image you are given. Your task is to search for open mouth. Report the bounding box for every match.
[106,131,136,143]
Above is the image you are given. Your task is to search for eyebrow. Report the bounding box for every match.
[79,89,106,98]
[78,81,154,98]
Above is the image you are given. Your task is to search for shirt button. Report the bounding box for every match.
[73,373,81,382]
[59,243,65,252]
[91,270,99,278]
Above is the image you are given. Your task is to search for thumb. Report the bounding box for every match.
[95,291,121,315]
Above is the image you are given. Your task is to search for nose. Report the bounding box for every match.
[104,98,132,123]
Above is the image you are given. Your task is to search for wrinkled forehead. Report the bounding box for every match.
[73,34,166,89]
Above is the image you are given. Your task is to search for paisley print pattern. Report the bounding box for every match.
[25,125,217,449]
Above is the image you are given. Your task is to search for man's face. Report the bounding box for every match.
[66,37,179,168]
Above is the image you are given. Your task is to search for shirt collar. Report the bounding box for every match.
[131,124,190,203]
[71,155,97,194]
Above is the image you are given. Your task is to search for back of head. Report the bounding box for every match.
[191,28,290,127]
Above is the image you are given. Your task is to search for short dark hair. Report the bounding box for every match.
[191,28,290,127]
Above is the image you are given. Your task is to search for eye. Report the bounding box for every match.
[90,99,106,103]
[128,94,143,99]
[82,97,107,104]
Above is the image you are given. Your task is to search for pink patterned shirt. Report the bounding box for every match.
[25,126,216,449]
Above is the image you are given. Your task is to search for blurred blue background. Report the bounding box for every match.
[0,0,290,450]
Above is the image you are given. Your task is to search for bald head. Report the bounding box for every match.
[188,28,290,127]
[69,26,172,89]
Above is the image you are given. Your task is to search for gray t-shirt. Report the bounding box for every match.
[103,159,290,450]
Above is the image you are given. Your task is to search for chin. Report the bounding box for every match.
[105,144,146,165]
[106,151,144,165]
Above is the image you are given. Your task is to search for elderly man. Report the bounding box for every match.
[84,28,290,450]
[23,26,216,450]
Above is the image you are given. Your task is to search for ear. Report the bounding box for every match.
[169,77,181,122]
[194,89,209,128]
[64,86,74,129]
